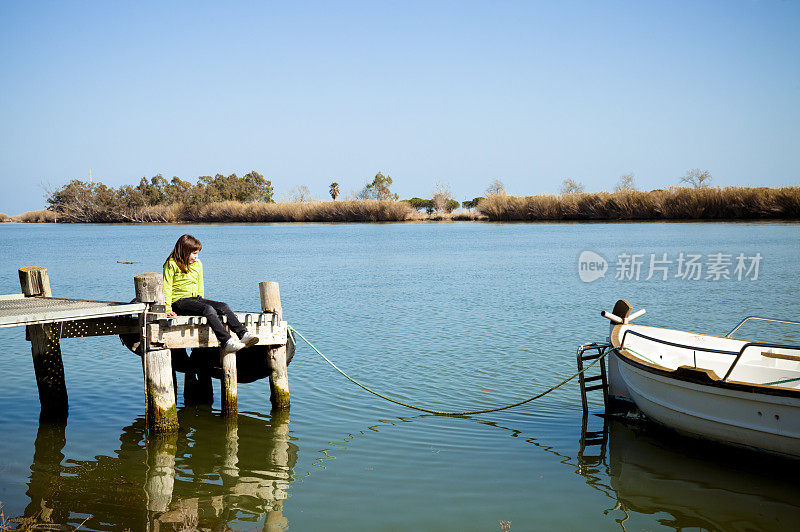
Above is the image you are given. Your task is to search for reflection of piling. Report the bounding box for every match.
[260,282,289,410]
[19,409,299,530]
[19,267,68,421]
[135,272,179,433]
[25,420,68,523]
[145,434,178,514]
[222,417,239,482]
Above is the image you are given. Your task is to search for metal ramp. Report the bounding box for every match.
[0,295,145,329]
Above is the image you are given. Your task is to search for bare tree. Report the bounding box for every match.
[486,179,506,196]
[614,173,637,193]
[560,178,585,195]
[289,185,312,203]
[680,169,712,188]
[432,182,454,213]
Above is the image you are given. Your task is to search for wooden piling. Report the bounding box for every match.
[220,347,238,416]
[19,267,68,421]
[260,282,290,410]
[135,272,178,433]
[19,266,51,298]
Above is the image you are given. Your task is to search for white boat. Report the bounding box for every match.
[599,300,800,458]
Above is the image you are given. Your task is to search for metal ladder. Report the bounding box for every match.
[577,342,610,413]
[578,411,608,469]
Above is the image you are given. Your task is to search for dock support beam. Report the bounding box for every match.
[19,267,68,421]
[220,347,238,416]
[135,272,178,434]
[260,282,290,410]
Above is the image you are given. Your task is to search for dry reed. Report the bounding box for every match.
[477,186,800,221]
[12,186,800,223]
[190,199,415,222]
[12,209,58,223]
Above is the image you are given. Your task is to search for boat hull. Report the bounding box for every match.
[614,352,800,457]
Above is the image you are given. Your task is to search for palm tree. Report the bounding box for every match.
[329,182,340,201]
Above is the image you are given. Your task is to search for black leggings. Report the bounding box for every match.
[172,296,246,345]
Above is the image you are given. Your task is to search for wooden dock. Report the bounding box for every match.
[4,266,293,433]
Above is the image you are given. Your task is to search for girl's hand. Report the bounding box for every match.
[167,311,177,317]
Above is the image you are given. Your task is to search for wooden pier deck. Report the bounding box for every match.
[5,266,292,433]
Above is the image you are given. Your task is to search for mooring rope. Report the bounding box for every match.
[287,325,619,416]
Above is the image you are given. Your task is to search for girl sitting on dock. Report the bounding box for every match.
[163,234,257,354]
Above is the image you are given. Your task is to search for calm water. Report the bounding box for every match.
[0,221,799,531]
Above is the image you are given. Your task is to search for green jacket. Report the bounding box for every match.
[163,258,204,312]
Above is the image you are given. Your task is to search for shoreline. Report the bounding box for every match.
[3,218,800,227]
[4,186,799,224]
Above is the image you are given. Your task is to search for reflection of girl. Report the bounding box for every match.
[163,234,257,353]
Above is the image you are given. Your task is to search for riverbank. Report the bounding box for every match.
[3,186,799,223]
[479,186,800,221]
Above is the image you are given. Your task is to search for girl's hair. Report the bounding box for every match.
[165,234,202,273]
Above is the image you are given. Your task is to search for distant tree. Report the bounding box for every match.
[560,178,585,195]
[462,197,484,210]
[446,199,460,212]
[45,170,274,221]
[680,169,712,189]
[432,182,454,213]
[165,176,193,204]
[289,185,312,203]
[359,172,398,200]
[614,173,637,193]
[486,179,505,196]
[46,179,118,222]
[406,197,434,213]
[329,182,340,201]
[193,171,273,203]
[242,170,274,202]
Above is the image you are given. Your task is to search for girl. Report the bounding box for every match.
[163,234,257,354]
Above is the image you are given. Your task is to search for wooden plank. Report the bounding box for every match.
[0,293,25,301]
[151,321,288,349]
[0,301,146,329]
[762,351,800,362]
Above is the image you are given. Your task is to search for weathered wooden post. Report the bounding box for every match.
[19,266,68,421]
[260,282,289,409]
[135,272,178,433]
[220,343,238,416]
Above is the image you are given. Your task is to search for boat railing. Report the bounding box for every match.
[726,316,800,338]
[721,341,800,382]
[619,329,800,384]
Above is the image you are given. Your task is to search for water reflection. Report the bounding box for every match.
[578,415,800,531]
[21,408,298,531]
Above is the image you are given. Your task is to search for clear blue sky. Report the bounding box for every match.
[1,1,798,214]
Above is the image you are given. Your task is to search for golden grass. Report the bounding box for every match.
[477,186,800,221]
[190,199,415,222]
[12,186,800,223]
[12,209,58,223]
